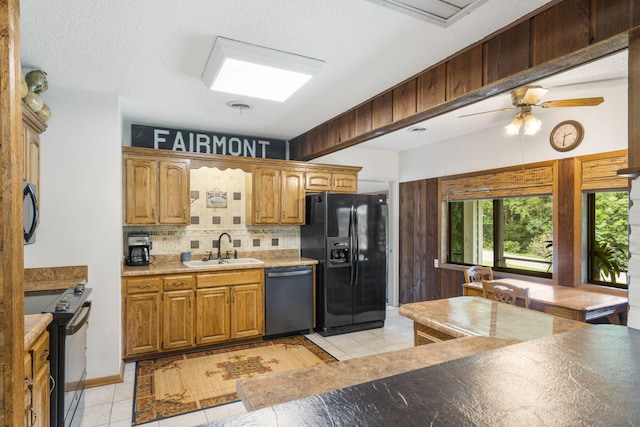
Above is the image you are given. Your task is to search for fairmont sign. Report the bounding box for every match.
[131,124,287,160]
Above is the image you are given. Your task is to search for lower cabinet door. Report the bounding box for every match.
[162,290,194,350]
[231,284,263,340]
[196,288,231,344]
[126,293,161,356]
[31,362,50,427]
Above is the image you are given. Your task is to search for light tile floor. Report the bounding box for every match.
[80,306,413,427]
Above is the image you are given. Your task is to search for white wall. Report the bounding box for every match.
[24,87,123,380]
[313,147,401,306]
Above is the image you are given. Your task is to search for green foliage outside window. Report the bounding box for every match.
[590,192,628,286]
[450,195,553,276]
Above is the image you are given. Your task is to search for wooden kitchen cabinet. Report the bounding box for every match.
[124,276,162,357]
[195,287,231,344]
[196,269,264,345]
[231,283,263,339]
[123,156,190,225]
[162,275,195,350]
[25,330,50,427]
[305,170,358,193]
[251,167,305,225]
[123,269,264,359]
[24,352,32,427]
[158,160,190,224]
[22,102,47,214]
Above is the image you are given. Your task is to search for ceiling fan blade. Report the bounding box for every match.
[520,87,548,105]
[458,106,516,118]
[539,97,604,108]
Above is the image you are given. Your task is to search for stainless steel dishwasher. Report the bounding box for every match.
[265,265,314,337]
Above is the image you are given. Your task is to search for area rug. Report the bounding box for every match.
[132,336,336,425]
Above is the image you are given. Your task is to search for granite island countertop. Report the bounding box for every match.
[24,313,52,349]
[237,335,518,411]
[237,296,589,412]
[122,252,317,276]
[208,325,639,426]
[400,296,590,341]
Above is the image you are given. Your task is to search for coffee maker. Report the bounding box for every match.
[126,232,150,266]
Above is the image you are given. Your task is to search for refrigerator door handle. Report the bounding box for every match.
[351,204,359,286]
[349,205,355,286]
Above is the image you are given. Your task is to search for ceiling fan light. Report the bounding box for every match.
[505,115,523,135]
[523,114,542,135]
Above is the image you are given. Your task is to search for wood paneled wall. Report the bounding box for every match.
[290,0,639,161]
[399,178,465,303]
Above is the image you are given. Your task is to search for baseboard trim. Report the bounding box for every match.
[85,360,125,388]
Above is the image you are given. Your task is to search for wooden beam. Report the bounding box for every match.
[0,0,26,425]
[291,0,633,161]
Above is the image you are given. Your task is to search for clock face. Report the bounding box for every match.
[550,120,583,152]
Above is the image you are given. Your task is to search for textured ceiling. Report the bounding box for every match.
[20,0,556,148]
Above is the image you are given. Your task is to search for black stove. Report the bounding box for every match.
[25,284,92,427]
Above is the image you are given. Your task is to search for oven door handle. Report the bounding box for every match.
[67,301,91,335]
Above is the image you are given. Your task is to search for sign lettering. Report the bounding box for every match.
[131,124,287,160]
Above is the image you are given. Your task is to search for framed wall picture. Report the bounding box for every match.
[206,189,227,208]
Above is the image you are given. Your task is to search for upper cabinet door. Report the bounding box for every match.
[124,157,190,225]
[253,167,280,224]
[331,172,358,193]
[124,158,158,225]
[305,171,332,192]
[281,170,305,224]
[158,160,190,225]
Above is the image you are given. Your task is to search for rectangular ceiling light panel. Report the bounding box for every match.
[201,37,324,102]
[365,0,489,26]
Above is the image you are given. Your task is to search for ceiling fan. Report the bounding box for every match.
[459,85,604,135]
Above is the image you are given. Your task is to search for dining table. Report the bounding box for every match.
[463,277,628,324]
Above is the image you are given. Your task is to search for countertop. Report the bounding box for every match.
[237,297,587,412]
[24,313,52,349]
[400,296,589,341]
[121,253,317,277]
[206,325,639,426]
[237,335,518,411]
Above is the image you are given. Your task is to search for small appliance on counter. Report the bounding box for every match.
[126,232,150,266]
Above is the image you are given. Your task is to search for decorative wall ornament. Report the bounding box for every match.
[207,189,227,208]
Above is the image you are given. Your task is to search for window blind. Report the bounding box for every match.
[440,164,554,201]
[580,153,628,191]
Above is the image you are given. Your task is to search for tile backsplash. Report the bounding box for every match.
[123,167,300,256]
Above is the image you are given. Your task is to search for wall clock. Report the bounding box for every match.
[550,120,584,152]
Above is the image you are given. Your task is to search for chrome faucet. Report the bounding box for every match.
[217,233,232,260]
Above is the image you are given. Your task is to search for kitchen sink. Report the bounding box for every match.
[182,258,264,268]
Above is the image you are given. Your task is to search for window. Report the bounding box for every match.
[449,195,553,277]
[586,191,628,288]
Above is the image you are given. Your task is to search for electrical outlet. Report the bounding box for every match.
[433,259,439,268]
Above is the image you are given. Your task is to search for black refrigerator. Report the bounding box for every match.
[301,191,387,336]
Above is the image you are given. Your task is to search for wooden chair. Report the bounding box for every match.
[482,280,531,308]
[464,265,494,284]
